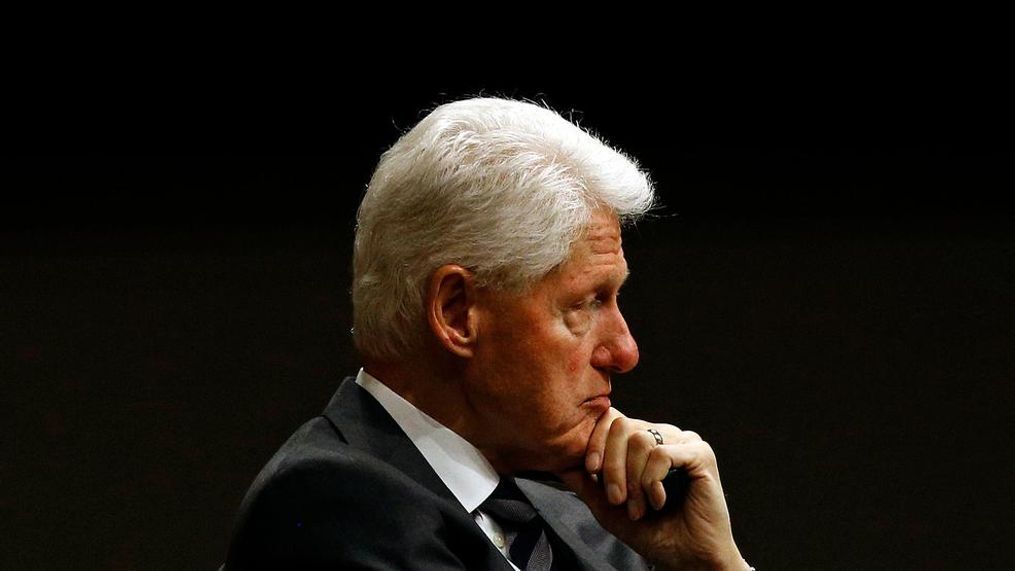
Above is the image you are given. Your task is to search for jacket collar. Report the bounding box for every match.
[321,377,465,511]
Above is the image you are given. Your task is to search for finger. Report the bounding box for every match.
[602,416,640,505]
[643,441,715,482]
[642,430,694,511]
[642,446,677,510]
[651,423,687,445]
[672,429,701,445]
[642,442,714,510]
[624,429,658,520]
[585,407,623,474]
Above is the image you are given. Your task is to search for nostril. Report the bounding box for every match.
[591,345,613,368]
[591,342,639,374]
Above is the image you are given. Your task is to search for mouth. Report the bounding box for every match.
[580,394,612,412]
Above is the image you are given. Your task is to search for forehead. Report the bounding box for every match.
[575,210,623,256]
[553,211,628,287]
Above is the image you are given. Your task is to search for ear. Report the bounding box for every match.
[426,264,478,358]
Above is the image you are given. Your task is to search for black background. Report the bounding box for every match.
[4,51,1014,569]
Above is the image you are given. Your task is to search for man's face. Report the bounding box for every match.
[467,209,640,473]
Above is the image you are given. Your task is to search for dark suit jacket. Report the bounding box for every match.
[225,377,651,570]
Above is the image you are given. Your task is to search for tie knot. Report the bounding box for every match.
[479,478,538,525]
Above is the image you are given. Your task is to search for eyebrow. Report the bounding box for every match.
[605,267,631,291]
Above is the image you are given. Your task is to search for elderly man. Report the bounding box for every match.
[225,98,751,570]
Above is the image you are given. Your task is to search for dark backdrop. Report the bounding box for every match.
[4,69,1014,569]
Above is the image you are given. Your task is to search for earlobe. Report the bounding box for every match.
[426,265,477,358]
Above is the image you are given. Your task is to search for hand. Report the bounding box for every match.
[556,408,748,570]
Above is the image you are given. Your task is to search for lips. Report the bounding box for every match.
[581,394,612,412]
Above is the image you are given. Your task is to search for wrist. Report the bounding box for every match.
[712,544,751,571]
[720,554,754,571]
[652,552,752,571]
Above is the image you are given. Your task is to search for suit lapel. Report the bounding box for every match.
[321,377,465,510]
[517,478,650,571]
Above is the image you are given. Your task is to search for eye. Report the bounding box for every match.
[573,296,605,311]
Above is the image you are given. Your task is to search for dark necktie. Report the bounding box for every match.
[479,478,555,571]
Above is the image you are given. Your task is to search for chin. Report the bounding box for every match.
[530,453,583,475]
[509,438,587,475]
[507,418,597,474]
[549,430,595,472]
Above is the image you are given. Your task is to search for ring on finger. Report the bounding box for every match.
[647,428,664,446]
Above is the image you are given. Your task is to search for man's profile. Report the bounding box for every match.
[225,98,751,570]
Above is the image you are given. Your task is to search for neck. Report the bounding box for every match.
[363,356,517,474]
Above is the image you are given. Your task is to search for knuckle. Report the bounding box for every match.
[607,417,629,437]
[628,431,655,453]
[598,411,620,432]
[594,412,614,433]
[697,441,717,462]
[649,444,671,462]
[613,416,636,433]
[604,408,625,426]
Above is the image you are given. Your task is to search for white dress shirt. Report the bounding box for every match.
[355,369,521,570]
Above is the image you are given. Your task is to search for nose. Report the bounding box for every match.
[590,305,640,373]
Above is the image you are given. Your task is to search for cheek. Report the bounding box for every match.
[554,321,596,374]
[562,309,591,335]
[567,354,582,373]
[563,314,593,369]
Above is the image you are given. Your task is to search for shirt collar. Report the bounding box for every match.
[355,368,499,512]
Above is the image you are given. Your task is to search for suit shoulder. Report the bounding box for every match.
[231,416,439,530]
[225,418,468,569]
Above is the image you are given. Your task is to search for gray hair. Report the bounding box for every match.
[352,97,655,361]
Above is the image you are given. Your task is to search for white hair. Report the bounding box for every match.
[352,97,655,361]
